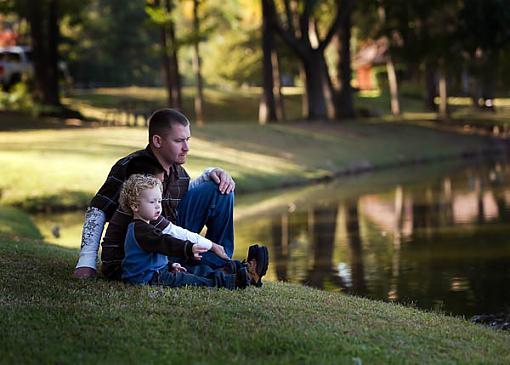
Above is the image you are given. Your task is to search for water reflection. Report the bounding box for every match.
[235,161,510,316]
[31,160,510,317]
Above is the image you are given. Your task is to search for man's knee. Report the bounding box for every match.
[190,180,234,202]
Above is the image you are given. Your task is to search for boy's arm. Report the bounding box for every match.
[134,221,196,259]
[73,207,106,278]
[161,222,213,250]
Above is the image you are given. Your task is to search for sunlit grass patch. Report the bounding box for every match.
[0,118,502,212]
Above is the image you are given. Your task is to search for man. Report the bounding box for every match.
[73,108,238,279]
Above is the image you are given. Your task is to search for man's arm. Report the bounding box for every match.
[73,207,106,278]
[189,167,235,194]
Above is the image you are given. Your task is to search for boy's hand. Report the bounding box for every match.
[192,245,208,260]
[170,263,187,273]
[211,243,229,260]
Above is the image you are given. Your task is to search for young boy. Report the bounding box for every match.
[119,174,268,289]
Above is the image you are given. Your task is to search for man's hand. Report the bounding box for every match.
[73,267,97,279]
[170,263,187,273]
[211,243,229,260]
[192,244,209,260]
[209,168,235,194]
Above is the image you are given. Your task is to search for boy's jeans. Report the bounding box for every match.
[149,264,236,289]
[176,181,234,269]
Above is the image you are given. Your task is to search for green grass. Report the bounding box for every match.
[0,115,505,211]
[1,88,510,363]
[0,206,42,239]
[1,232,509,364]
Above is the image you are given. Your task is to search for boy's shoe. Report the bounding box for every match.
[236,266,250,289]
[245,244,269,287]
[223,260,243,275]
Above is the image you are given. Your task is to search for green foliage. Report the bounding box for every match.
[64,0,160,86]
[203,28,262,87]
[0,82,33,112]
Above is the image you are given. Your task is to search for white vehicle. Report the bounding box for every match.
[0,46,33,89]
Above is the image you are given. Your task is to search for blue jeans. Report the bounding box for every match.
[149,264,236,289]
[176,180,234,269]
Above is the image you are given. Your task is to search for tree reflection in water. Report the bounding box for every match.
[236,160,510,316]
[303,204,346,290]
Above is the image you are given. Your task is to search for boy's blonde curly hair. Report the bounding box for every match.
[119,174,163,215]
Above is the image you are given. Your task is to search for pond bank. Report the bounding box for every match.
[1,119,509,212]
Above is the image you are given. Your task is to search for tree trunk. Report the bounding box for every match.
[438,63,449,120]
[424,61,437,111]
[480,50,498,111]
[334,11,355,120]
[386,56,400,115]
[259,0,278,124]
[377,3,399,116]
[28,0,61,107]
[46,0,60,106]
[158,0,174,107]
[192,0,204,125]
[272,48,285,121]
[267,0,341,121]
[159,0,182,110]
[166,0,182,110]
[303,52,332,120]
[299,66,308,118]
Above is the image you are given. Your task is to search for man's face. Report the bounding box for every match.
[133,186,162,222]
[157,123,191,166]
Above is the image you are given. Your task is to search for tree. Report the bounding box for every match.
[377,3,400,116]
[379,0,464,118]
[267,0,346,120]
[1,0,70,106]
[146,0,182,110]
[31,0,60,106]
[260,0,284,124]
[191,0,205,125]
[333,0,355,119]
[460,0,510,110]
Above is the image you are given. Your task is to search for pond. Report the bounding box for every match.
[32,158,510,318]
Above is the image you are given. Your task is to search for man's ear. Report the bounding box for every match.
[152,134,162,148]
[131,204,139,213]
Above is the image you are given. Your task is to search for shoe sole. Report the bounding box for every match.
[247,244,269,284]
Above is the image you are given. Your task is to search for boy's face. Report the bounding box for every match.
[132,186,162,222]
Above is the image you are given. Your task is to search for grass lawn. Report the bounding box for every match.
[1,212,509,364]
[0,107,507,211]
[1,88,510,363]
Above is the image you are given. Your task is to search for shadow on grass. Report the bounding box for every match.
[0,110,94,131]
[11,191,92,213]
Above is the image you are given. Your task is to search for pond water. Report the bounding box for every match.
[32,158,510,317]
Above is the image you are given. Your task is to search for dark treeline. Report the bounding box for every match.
[0,0,509,122]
